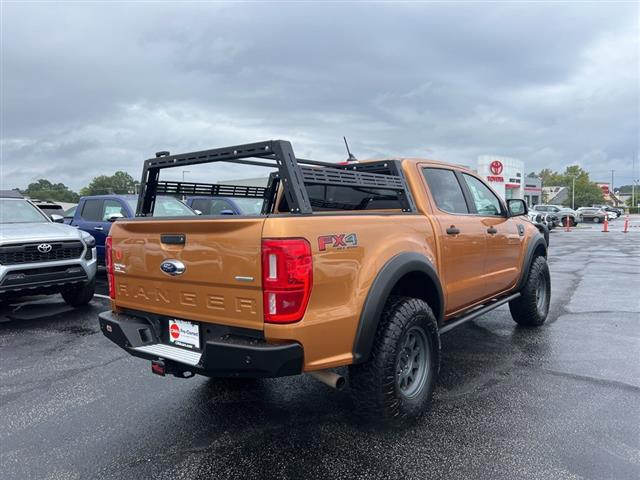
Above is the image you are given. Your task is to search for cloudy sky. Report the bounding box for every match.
[1,1,638,191]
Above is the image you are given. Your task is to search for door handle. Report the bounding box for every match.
[446,226,460,235]
[487,227,498,234]
[94,226,104,231]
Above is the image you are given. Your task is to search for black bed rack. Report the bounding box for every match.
[137,140,416,216]
[156,181,268,199]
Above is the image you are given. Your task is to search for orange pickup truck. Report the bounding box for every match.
[99,140,549,422]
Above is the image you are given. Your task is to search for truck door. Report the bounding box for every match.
[421,167,488,315]
[74,199,107,261]
[460,173,522,296]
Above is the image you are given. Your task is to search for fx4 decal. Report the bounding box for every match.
[318,233,358,251]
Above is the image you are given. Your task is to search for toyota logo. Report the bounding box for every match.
[37,243,52,253]
[489,160,504,175]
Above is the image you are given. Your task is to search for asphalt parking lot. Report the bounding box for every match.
[1,221,639,480]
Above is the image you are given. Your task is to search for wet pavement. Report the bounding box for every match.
[1,227,639,480]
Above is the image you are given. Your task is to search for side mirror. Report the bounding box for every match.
[220,209,235,216]
[507,199,527,217]
[50,214,64,223]
[194,209,203,215]
[107,213,124,222]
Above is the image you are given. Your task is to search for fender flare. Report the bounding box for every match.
[352,252,444,364]
[515,233,547,291]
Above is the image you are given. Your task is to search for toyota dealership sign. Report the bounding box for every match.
[477,155,524,200]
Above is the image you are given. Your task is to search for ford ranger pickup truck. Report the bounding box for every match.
[99,140,550,422]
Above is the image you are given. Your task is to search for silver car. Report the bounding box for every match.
[531,204,579,227]
[0,193,97,306]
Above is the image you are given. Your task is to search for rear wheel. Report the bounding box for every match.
[509,256,550,327]
[349,297,440,423]
[61,279,95,307]
[593,217,600,223]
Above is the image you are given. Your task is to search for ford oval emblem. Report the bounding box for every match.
[160,259,186,276]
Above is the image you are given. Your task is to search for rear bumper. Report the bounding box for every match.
[98,310,303,378]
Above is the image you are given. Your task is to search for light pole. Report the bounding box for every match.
[566,175,576,209]
[181,171,191,201]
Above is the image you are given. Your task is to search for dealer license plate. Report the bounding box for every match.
[168,319,200,350]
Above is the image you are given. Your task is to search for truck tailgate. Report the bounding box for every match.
[110,217,265,330]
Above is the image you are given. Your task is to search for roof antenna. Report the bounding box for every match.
[343,136,358,163]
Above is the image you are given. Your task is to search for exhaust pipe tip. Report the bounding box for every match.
[308,370,346,391]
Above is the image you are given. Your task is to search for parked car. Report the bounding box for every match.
[185,196,265,215]
[99,140,550,423]
[30,199,65,219]
[527,212,550,246]
[66,195,196,262]
[576,207,607,223]
[531,204,578,227]
[592,205,623,217]
[0,192,97,305]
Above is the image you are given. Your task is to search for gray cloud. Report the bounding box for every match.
[1,2,638,190]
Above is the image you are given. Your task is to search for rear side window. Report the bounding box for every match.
[80,199,104,221]
[462,174,503,216]
[422,168,469,214]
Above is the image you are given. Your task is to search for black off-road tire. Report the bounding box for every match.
[509,256,550,327]
[349,297,440,423]
[61,278,96,307]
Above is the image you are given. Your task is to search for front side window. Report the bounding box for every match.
[125,197,195,217]
[462,174,503,216]
[422,168,469,214]
[151,197,195,217]
[102,200,128,221]
[232,198,265,215]
[0,199,49,224]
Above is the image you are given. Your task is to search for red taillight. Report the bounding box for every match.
[105,236,116,299]
[261,238,313,324]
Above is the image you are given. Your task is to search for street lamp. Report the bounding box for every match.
[566,175,576,210]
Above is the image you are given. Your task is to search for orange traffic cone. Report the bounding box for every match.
[602,214,609,232]
[564,216,571,232]
[623,215,629,234]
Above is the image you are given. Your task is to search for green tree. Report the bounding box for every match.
[23,179,79,202]
[80,171,138,196]
[558,165,603,208]
[537,165,604,208]
[537,168,563,186]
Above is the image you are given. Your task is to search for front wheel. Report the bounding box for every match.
[509,256,550,327]
[349,297,440,423]
[61,279,95,307]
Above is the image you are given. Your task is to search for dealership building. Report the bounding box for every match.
[477,155,541,207]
